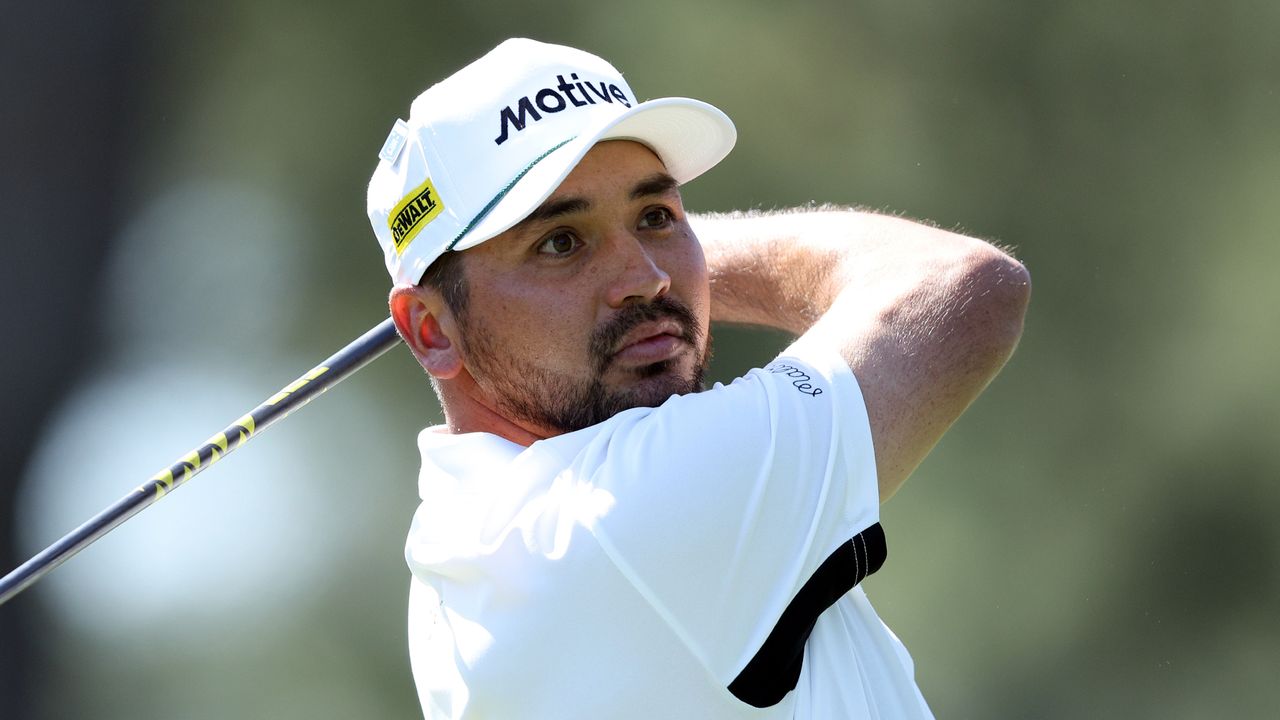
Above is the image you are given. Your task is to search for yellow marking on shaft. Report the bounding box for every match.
[233,414,256,438]
[207,433,226,463]
[141,415,256,504]
[151,468,175,492]
[266,366,330,406]
[145,474,172,497]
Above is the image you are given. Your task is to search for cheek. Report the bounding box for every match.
[666,235,711,316]
[468,280,595,365]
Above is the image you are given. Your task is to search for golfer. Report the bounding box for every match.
[367,39,1029,719]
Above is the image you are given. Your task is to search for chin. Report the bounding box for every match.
[621,359,705,405]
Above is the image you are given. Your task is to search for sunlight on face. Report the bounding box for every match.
[452,141,712,434]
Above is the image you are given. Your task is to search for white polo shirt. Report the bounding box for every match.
[405,338,934,719]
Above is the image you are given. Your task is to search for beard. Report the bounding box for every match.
[458,296,710,434]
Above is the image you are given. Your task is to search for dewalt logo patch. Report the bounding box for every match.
[389,178,444,254]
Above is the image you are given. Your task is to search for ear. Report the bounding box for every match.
[390,284,463,380]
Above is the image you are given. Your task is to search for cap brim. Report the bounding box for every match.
[451,97,736,252]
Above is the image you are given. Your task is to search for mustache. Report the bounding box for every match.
[588,296,701,372]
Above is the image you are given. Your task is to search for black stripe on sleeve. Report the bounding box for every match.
[727,522,887,708]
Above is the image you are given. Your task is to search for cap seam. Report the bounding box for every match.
[445,136,576,252]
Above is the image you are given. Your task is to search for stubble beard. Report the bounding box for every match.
[460,296,710,435]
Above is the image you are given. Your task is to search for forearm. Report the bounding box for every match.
[691,206,1031,499]
[694,210,841,333]
[692,206,1003,335]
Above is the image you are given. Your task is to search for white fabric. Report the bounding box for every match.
[405,338,934,719]
[366,38,737,286]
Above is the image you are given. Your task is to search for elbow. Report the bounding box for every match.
[951,245,1031,363]
[942,242,1029,363]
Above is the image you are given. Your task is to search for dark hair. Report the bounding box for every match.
[418,249,470,319]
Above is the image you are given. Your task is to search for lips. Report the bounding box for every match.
[589,297,701,374]
[610,319,687,365]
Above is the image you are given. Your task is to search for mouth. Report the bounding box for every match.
[610,319,688,367]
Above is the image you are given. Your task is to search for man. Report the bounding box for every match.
[367,39,1029,719]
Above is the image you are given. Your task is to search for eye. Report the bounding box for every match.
[536,231,581,256]
[639,207,674,229]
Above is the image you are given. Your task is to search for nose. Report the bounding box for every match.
[604,231,671,308]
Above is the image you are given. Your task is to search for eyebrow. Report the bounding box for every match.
[630,172,680,200]
[518,172,681,228]
[523,196,591,226]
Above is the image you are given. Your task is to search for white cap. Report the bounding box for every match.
[366,38,737,286]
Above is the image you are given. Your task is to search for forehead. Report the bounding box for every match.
[451,140,676,267]
[499,141,677,236]
[552,139,669,193]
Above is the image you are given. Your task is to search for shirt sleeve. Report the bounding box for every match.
[573,336,881,687]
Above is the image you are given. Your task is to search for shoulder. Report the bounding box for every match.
[557,337,874,491]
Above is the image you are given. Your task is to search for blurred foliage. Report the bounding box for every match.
[6,1,1278,718]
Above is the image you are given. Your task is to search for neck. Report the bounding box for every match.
[436,370,550,447]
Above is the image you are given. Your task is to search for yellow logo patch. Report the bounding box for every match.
[389,178,444,254]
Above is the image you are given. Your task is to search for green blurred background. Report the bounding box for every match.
[2,1,1277,718]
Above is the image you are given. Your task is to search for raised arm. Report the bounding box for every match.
[692,207,1031,501]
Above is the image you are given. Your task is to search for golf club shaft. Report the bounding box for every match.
[0,318,404,607]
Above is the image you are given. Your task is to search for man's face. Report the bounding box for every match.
[444,140,712,436]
